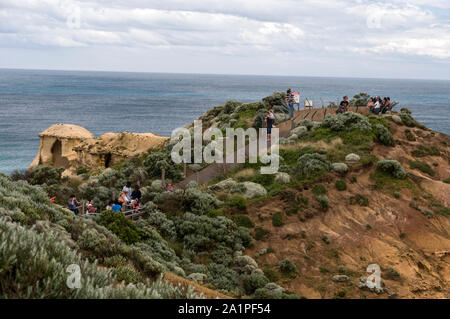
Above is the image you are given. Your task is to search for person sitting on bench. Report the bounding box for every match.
[336,96,349,114]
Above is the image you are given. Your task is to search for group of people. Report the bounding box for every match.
[106,182,142,213]
[336,95,392,114]
[367,96,392,115]
[64,180,177,216]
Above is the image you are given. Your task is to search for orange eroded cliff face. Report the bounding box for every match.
[244,123,450,299]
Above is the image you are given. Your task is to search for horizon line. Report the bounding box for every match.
[1,67,449,82]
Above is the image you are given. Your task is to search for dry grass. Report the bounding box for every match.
[233,168,256,179]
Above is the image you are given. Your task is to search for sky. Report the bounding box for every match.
[0,0,449,79]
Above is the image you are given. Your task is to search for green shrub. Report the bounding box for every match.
[443,178,450,184]
[254,227,270,241]
[335,180,347,191]
[360,155,378,167]
[175,212,252,253]
[104,255,127,268]
[253,287,298,299]
[404,129,416,141]
[144,150,182,182]
[409,161,435,176]
[76,166,88,175]
[349,194,369,207]
[232,215,254,228]
[242,273,269,294]
[230,183,247,195]
[182,188,220,215]
[272,212,283,227]
[321,112,372,133]
[297,153,330,179]
[279,258,297,274]
[263,267,280,282]
[227,195,247,210]
[27,165,64,185]
[0,218,201,299]
[206,263,239,291]
[112,265,143,284]
[374,124,395,146]
[98,210,143,244]
[411,145,441,157]
[316,195,330,211]
[312,184,327,195]
[400,112,416,127]
[251,173,275,187]
[376,160,407,179]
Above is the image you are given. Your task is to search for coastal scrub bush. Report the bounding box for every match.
[411,145,441,157]
[376,160,407,179]
[206,263,239,291]
[254,227,270,241]
[335,180,347,191]
[175,213,252,253]
[98,210,143,244]
[321,112,372,133]
[405,129,416,141]
[262,91,288,109]
[112,264,143,284]
[226,195,247,211]
[350,194,369,207]
[279,258,297,275]
[360,155,378,167]
[242,274,270,295]
[409,161,435,176]
[375,124,395,146]
[0,218,201,298]
[144,150,183,182]
[296,153,330,179]
[27,165,64,185]
[253,287,296,299]
[104,255,127,268]
[76,166,88,175]
[296,119,314,130]
[145,207,177,240]
[182,188,220,215]
[315,195,330,211]
[230,182,247,195]
[350,93,371,107]
[312,184,327,195]
[263,267,280,282]
[253,109,269,129]
[443,178,450,184]
[272,212,283,227]
[231,215,254,228]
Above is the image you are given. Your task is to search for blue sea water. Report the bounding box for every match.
[0,68,449,174]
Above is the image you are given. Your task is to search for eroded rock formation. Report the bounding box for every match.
[30,123,168,176]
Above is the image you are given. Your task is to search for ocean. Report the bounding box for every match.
[0,68,449,174]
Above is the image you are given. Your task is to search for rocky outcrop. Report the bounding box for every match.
[30,124,95,176]
[30,123,168,176]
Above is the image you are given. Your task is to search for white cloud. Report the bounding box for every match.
[0,0,449,77]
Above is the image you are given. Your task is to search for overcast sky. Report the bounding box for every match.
[1,0,449,79]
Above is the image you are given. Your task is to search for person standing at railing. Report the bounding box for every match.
[286,88,295,119]
[122,182,132,202]
[68,195,79,215]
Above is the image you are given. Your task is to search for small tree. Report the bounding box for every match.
[156,160,169,188]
